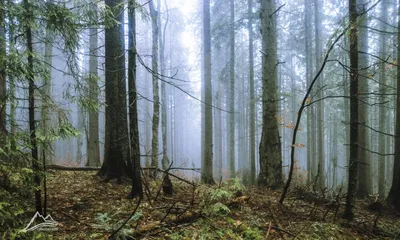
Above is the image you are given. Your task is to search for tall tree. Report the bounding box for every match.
[228,0,235,177]
[98,0,128,180]
[127,0,143,199]
[386,0,400,211]
[23,0,42,214]
[158,0,169,170]
[0,0,6,157]
[343,0,359,220]
[248,0,256,184]
[304,0,314,182]
[314,0,325,189]
[149,1,160,174]
[86,2,100,167]
[258,0,282,188]
[357,0,371,198]
[378,0,388,200]
[202,0,214,184]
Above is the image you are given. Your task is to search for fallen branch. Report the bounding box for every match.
[109,197,142,240]
[45,165,201,172]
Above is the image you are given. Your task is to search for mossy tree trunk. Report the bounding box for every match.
[258,0,282,189]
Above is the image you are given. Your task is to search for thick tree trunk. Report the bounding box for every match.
[86,3,100,167]
[98,0,128,180]
[386,0,400,211]
[258,0,282,189]
[357,0,372,198]
[343,0,359,220]
[127,1,143,199]
[149,1,160,174]
[201,0,214,184]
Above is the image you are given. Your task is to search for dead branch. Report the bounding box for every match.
[45,164,201,172]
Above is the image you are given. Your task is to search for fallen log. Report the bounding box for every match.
[45,165,201,172]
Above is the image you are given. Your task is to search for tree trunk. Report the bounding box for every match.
[357,0,371,198]
[24,0,42,214]
[86,2,100,167]
[149,1,160,174]
[378,0,388,200]
[304,0,313,182]
[227,0,235,178]
[248,0,256,185]
[343,0,359,220]
[127,0,143,199]
[201,0,214,184]
[0,0,6,159]
[158,0,169,170]
[258,0,282,189]
[314,0,325,190]
[8,9,16,152]
[386,0,400,211]
[332,115,338,189]
[98,0,128,181]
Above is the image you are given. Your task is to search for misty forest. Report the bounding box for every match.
[1,0,400,239]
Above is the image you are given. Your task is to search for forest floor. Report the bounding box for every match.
[8,170,400,239]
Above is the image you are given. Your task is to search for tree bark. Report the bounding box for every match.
[304,0,313,183]
[386,0,400,211]
[0,0,6,159]
[258,0,282,189]
[149,1,160,175]
[158,0,169,170]
[201,0,214,184]
[343,0,359,220]
[24,0,42,214]
[98,0,128,180]
[228,0,235,178]
[127,0,143,199]
[314,0,325,190]
[86,2,100,167]
[378,0,388,200]
[356,0,372,198]
[248,0,256,185]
